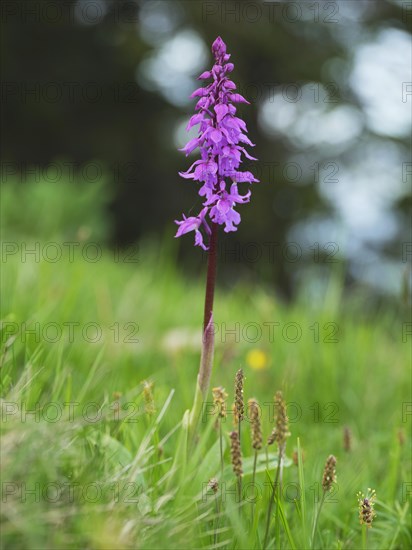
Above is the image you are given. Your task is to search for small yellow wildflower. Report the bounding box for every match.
[246,349,268,371]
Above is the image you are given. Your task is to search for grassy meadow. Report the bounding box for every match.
[0,180,410,549]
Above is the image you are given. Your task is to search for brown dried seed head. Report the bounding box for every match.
[322,455,337,492]
[212,386,228,418]
[292,448,305,466]
[234,369,244,422]
[143,380,155,415]
[398,428,405,447]
[343,426,352,452]
[358,489,376,528]
[112,392,122,414]
[248,398,262,450]
[230,430,243,478]
[208,478,219,494]
[267,391,290,449]
[231,402,238,427]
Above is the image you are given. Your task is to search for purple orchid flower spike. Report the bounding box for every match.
[175,36,259,249]
[175,37,259,444]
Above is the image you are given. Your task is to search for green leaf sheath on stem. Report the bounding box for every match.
[189,223,218,439]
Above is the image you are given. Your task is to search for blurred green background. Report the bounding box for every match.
[1,0,411,299]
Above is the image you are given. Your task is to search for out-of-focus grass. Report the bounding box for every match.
[1,180,411,549]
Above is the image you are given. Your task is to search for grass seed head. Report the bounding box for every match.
[234,369,244,422]
[143,380,155,416]
[292,448,304,466]
[208,478,219,494]
[212,386,228,418]
[230,430,243,477]
[358,489,376,528]
[231,402,241,428]
[248,398,262,450]
[322,454,337,492]
[343,426,352,452]
[267,391,290,451]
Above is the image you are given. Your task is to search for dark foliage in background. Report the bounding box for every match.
[1,0,410,298]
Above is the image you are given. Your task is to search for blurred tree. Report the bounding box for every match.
[1,0,410,299]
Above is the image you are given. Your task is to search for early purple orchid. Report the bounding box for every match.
[178,37,259,442]
[175,36,258,250]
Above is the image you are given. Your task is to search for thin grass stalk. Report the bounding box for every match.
[219,419,224,478]
[297,438,307,547]
[311,454,337,547]
[207,479,219,546]
[237,417,242,508]
[264,391,290,548]
[311,491,326,547]
[251,449,258,522]
[214,492,220,546]
[263,446,283,549]
[212,386,227,479]
[248,397,262,500]
[362,525,368,550]
[217,417,225,543]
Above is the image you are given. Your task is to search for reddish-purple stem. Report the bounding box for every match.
[203,222,218,332]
